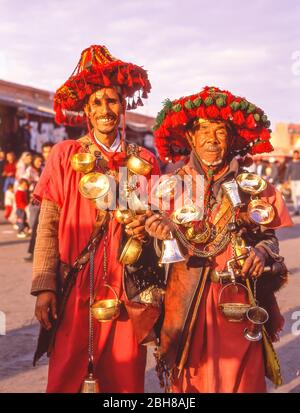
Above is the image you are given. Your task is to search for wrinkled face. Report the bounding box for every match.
[42,146,52,161]
[84,87,124,136]
[188,120,230,166]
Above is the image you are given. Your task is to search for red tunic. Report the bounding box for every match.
[171,164,293,393]
[34,139,160,393]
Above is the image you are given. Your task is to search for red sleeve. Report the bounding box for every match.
[33,140,81,208]
[261,183,293,229]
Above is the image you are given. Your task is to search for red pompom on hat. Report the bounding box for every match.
[54,45,151,126]
[153,86,274,163]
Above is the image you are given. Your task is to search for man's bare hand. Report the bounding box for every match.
[145,214,173,240]
[35,291,57,330]
[123,210,153,240]
[241,246,268,278]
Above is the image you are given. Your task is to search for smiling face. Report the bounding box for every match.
[84,87,124,140]
[188,120,230,166]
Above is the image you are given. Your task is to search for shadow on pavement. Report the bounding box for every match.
[0,240,30,247]
[276,223,300,242]
[0,323,48,383]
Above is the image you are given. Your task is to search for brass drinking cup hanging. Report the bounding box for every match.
[236,173,267,195]
[126,154,153,176]
[91,284,121,323]
[71,152,96,174]
[79,172,111,200]
[247,199,275,225]
[172,204,202,227]
[153,176,179,200]
[119,237,143,265]
[218,282,252,322]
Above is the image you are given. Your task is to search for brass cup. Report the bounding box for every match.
[79,172,110,200]
[91,284,121,323]
[219,302,252,322]
[127,154,153,176]
[119,237,142,265]
[244,306,269,341]
[247,199,275,225]
[71,152,96,173]
[218,283,251,322]
[236,173,267,195]
[172,205,202,226]
[154,176,178,200]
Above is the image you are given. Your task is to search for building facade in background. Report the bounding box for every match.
[0,79,156,157]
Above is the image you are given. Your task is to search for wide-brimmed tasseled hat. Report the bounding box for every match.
[153,86,273,163]
[54,45,151,126]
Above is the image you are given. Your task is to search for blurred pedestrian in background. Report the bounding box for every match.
[24,142,54,262]
[285,150,300,216]
[2,151,16,192]
[14,152,33,191]
[265,158,279,185]
[15,178,29,238]
[4,183,14,220]
[0,148,5,209]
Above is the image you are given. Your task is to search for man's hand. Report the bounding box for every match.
[35,291,57,330]
[123,210,153,241]
[241,246,268,278]
[145,214,173,241]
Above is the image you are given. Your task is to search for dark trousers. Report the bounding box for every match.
[28,208,40,254]
[16,208,28,233]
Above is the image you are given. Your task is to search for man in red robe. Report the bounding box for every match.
[31,45,164,393]
[145,86,292,393]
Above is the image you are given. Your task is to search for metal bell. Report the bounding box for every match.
[160,235,185,264]
[81,373,100,393]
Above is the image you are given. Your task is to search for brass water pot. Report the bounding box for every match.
[71,152,96,173]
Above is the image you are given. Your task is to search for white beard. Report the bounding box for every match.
[201,158,223,167]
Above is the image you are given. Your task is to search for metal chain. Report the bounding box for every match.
[103,234,108,283]
[174,224,231,258]
[88,247,95,367]
[253,278,258,303]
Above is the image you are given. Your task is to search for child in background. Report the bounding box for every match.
[4,183,14,220]
[3,152,16,192]
[15,178,29,238]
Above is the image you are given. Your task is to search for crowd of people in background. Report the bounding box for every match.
[0,142,54,254]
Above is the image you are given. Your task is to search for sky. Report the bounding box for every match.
[0,0,300,125]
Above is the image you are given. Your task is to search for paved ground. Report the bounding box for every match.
[0,209,299,393]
